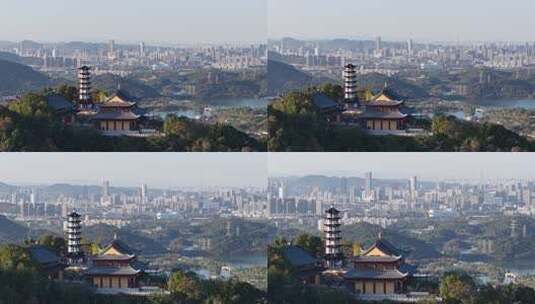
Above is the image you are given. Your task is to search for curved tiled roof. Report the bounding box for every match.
[28,245,62,265]
[101,239,136,256]
[359,110,408,119]
[365,100,404,107]
[85,265,141,276]
[344,269,408,280]
[281,245,318,267]
[44,95,75,111]
[310,93,339,110]
[92,111,140,120]
[362,238,403,257]
[92,254,136,261]
[353,255,402,263]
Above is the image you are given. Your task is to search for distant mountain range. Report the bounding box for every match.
[84,224,167,254]
[0,182,17,192]
[0,215,28,244]
[0,58,52,96]
[92,74,161,100]
[267,58,332,96]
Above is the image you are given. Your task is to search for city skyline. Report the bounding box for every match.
[269,0,535,42]
[269,153,535,182]
[0,0,267,44]
[0,153,267,188]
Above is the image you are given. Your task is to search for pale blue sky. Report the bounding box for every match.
[0,153,267,188]
[269,153,535,182]
[0,0,267,44]
[269,0,535,42]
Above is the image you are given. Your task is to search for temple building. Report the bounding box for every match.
[358,84,408,132]
[85,238,145,289]
[44,95,75,125]
[344,235,412,295]
[282,206,421,301]
[28,245,67,280]
[280,245,322,285]
[341,63,410,133]
[92,90,144,134]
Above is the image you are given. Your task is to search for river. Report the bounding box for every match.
[436,98,535,119]
[468,98,535,109]
[193,254,266,279]
[150,97,268,119]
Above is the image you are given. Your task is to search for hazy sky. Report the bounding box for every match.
[269,0,535,42]
[0,0,267,44]
[269,153,535,182]
[0,153,267,188]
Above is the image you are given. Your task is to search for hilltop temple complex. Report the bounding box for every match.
[281,206,429,302]
[92,90,144,134]
[343,63,410,134]
[74,66,149,136]
[28,210,163,296]
[85,238,145,289]
[310,63,415,135]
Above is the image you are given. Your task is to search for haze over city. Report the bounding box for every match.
[0,0,267,44]
[0,153,267,188]
[269,0,535,42]
[269,153,535,182]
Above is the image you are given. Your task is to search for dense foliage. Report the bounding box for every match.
[268,238,354,304]
[167,270,266,304]
[268,235,535,304]
[0,59,52,95]
[0,91,265,151]
[438,271,535,304]
[268,85,535,152]
[0,244,266,304]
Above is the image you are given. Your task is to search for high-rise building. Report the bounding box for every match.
[409,176,418,200]
[278,182,285,200]
[324,206,343,269]
[140,184,148,213]
[108,39,115,58]
[139,42,145,57]
[376,36,382,51]
[365,172,373,194]
[141,184,147,203]
[407,39,413,58]
[102,180,110,198]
